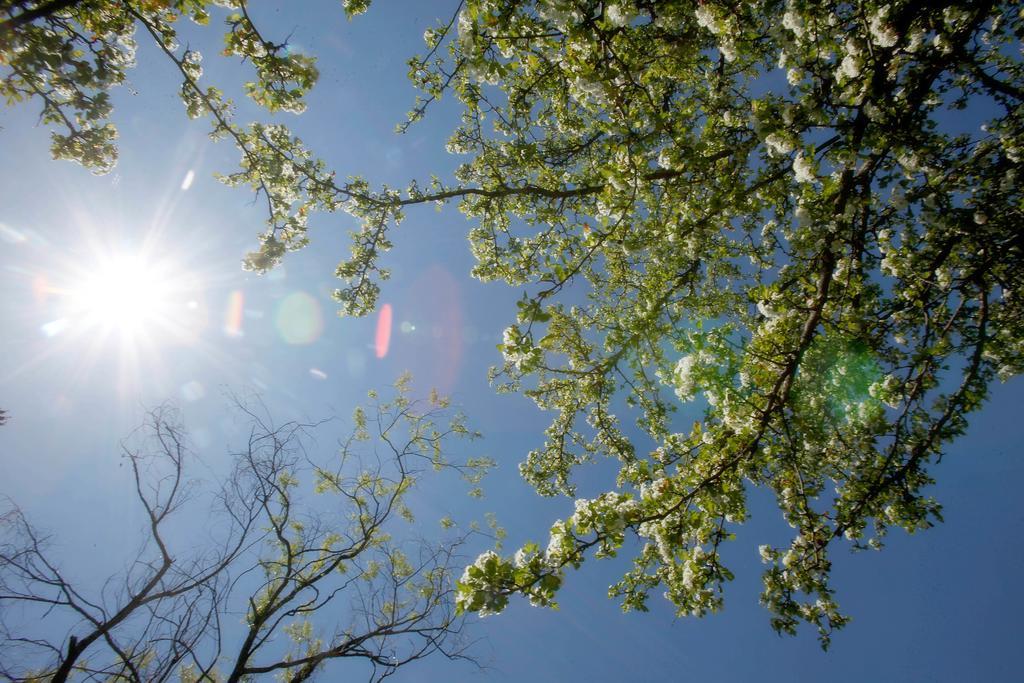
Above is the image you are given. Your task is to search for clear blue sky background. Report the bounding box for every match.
[1,1,1022,681]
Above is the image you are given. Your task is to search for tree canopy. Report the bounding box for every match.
[3,0,1023,648]
[0,381,490,681]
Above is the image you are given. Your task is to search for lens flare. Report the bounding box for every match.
[224,290,245,337]
[375,303,393,359]
[394,266,464,392]
[32,274,50,305]
[0,223,27,245]
[41,318,68,337]
[274,291,323,345]
[180,380,205,401]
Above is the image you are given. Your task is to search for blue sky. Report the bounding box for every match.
[1,1,1022,680]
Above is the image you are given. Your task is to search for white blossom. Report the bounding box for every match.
[782,104,795,126]
[793,152,816,183]
[757,300,780,319]
[718,38,737,62]
[457,9,475,50]
[764,133,794,157]
[605,4,631,27]
[682,563,696,589]
[671,356,712,403]
[502,326,533,370]
[839,54,861,80]
[657,148,675,169]
[869,7,899,48]
[545,520,570,564]
[694,6,716,33]
[537,1,578,30]
[782,7,804,37]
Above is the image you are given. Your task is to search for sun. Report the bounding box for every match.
[21,244,209,395]
[72,253,172,335]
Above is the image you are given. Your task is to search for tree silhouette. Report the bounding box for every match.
[0,381,489,681]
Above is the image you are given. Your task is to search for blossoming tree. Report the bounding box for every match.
[3,0,1022,647]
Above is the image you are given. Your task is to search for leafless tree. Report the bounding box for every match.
[0,379,490,682]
